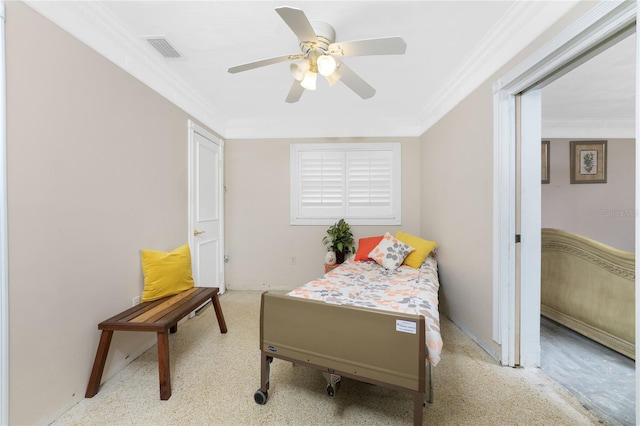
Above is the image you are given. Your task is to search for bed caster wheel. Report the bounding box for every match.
[254,389,268,405]
[327,384,336,397]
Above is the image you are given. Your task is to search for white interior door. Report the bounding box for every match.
[188,121,225,293]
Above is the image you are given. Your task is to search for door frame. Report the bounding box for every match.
[0,2,8,424]
[493,1,637,368]
[187,120,225,293]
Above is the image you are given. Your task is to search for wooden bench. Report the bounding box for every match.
[85,286,227,400]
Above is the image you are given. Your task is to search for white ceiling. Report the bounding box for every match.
[542,33,635,139]
[26,1,633,140]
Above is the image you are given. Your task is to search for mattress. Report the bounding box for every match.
[287,255,443,366]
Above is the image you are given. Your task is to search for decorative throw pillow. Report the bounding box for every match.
[368,232,414,270]
[140,244,195,302]
[354,235,385,261]
[395,231,438,269]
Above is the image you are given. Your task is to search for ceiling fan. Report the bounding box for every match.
[227,6,407,103]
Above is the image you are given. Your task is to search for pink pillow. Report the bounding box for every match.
[354,235,384,261]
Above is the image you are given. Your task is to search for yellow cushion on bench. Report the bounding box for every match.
[141,244,195,302]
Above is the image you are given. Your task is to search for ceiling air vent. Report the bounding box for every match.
[145,37,182,59]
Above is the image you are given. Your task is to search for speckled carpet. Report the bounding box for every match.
[53,291,602,425]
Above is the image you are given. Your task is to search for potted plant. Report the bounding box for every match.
[322,219,354,264]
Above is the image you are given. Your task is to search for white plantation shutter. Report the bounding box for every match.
[291,143,401,225]
[298,151,344,218]
[347,151,394,218]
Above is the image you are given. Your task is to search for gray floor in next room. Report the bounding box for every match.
[540,316,636,426]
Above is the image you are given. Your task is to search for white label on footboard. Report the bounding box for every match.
[396,319,417,334]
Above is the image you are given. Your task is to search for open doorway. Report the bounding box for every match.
[539,32,636,425]
[493,1,637,420]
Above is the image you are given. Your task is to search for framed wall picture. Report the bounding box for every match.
[570,140,607,184]
[541,140,550,184]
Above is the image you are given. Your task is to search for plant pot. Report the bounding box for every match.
[325,251,337,265]
[336,251,345,264]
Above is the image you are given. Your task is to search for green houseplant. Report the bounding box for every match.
[322,219,354,264]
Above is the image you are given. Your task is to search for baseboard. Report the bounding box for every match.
[541,305,635,360]
[445,314,501,363]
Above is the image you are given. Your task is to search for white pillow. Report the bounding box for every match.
[368,232,414,270]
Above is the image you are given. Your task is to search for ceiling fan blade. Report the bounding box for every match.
[228,53,303,73]
[275,6,319,45]
[328,37,407,57]
[336,61,375,99]
[285,80,305,103]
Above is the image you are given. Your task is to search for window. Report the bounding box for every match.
[290,143,401,225]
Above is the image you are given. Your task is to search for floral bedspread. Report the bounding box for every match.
[287,256,443,366]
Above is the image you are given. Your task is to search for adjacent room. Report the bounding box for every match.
[0,1,636,425]
[539,31,636,425]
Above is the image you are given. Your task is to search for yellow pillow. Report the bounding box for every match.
[140,244,195,302]
[395,231,438,268]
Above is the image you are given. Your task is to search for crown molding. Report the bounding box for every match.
[24,1,226,137]
[224,115,423,140]
[416,0,580,134]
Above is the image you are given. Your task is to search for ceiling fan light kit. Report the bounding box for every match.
[300,68,317,91]
[228,6,407,103]
[290,61,310,81]
[317,54,337,76]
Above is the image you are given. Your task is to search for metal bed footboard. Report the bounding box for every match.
[254,292,430,426]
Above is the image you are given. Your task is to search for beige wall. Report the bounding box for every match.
[419,2,598,356]
[420,81,496,351]
[6,2,217,424]
[542,138,635,252]
[224,137,422,290]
